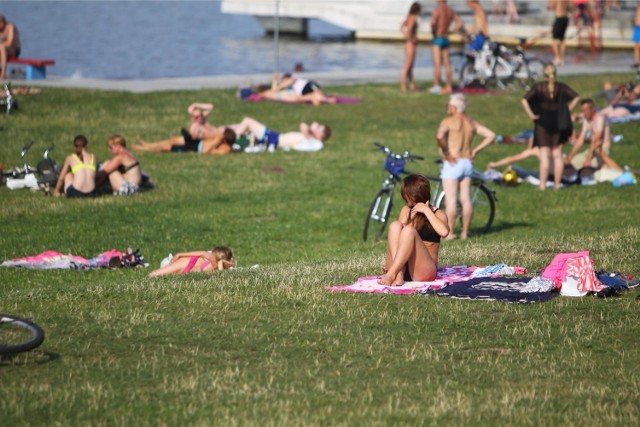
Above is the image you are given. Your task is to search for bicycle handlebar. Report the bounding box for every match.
[372,141,423,161]
[20,141,34,156]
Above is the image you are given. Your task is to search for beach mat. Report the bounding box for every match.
[242,91,361,105]
[428,277,558,303]
[326,265,526,295]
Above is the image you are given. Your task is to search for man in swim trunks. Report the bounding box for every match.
[548,0,572,66]
[467,0,489,51]
[430,0,464,94]
[436,94,495,240]
[54,135,97,198]
[231,117,331,153]
[132,128,236,155]
[0,15,20,80]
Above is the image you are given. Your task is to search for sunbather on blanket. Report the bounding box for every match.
[258,73,337,106]
[231,117,331,153]
[599,82,640,119]
[378,174,450,286]
[148,246,235,277]
[133,102,230,154]
[132,128,236,155]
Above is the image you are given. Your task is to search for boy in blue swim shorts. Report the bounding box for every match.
[436,94,496,240]
[232,117,331,153]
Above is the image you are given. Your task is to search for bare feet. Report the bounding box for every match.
[459,233,468,240]
[444,234,457,241]
[377,272,404,286]
[135,135,147,145]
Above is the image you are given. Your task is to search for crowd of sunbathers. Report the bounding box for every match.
[133,102,331,155]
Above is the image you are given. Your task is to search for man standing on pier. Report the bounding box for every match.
[430,0,464,94]
[548,0,572,66]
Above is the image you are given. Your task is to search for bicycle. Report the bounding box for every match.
[363,142,423,242]
[457,38,546,91]
[2,142,59,191]
[0,314,45,357]
[0,83,18,114]
[426,161,497,237]
[363,142,497,241]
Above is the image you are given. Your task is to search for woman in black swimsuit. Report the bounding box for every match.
[99,135,142,195]
[378,174,450,286]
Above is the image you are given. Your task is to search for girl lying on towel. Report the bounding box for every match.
[378,174,450,286]
[148,246,235,277]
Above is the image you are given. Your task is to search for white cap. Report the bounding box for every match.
[448,94,466,112]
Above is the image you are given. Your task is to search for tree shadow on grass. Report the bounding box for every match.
[478,221,532,236]
[0,350,61,367]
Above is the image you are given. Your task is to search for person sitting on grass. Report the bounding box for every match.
[565,98,623,171]
[258,72,337,106]
[232,117,331,153]
[53,135,96,198]
[378,174,449,286]
[132,128,236,155]
[96,135,142,195]
[148,246,235,278]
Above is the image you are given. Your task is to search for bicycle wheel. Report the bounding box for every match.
[0,314,45,356]
[363,189,393,242]
[458,61,477,89]
[490,56,513,89]
[435,184,495,236]
[468,184,495,234]
[524,58,546,89]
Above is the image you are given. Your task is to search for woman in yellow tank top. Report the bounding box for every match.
[53,135,97,198]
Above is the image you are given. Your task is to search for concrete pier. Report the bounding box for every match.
[221,0,636,49]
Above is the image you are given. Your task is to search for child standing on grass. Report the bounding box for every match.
[378,174,449,286]
[148,246,235,277]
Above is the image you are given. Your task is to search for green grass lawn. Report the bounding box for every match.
[1,73,639,426]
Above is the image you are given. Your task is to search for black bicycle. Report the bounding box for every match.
[364,142,497,241]
[363,142,423,241]
[0,314,45,356]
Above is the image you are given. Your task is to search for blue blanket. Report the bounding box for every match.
[430,277,558,303]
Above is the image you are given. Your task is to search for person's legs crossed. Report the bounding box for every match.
[235,117,267,138]
[384,220,405,284]
[378,225,436,285]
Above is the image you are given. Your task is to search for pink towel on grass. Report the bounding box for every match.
[244,93,362,104]
[326,265,525,295]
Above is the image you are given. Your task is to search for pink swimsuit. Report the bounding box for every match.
[183,256,211,274]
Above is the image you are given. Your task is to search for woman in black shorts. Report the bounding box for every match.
[521,63,580,190]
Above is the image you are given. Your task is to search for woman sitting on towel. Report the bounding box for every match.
[258,73,337,106]
[378,174,450,286]
[148,246,235,278]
